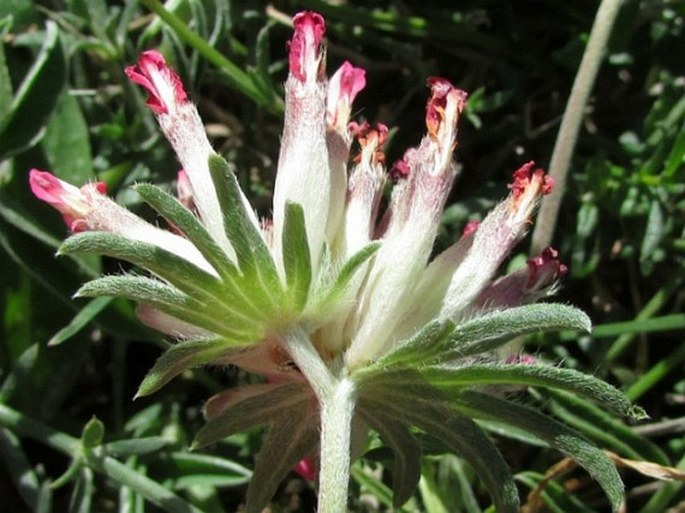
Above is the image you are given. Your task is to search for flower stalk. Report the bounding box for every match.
[318,378,356,513]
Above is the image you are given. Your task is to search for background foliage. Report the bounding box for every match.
[0,0,683,512]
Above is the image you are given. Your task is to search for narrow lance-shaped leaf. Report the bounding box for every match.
[245,404,318,513]
[0,21,66,159]
[135,184,239,280]
[317,242,380,309]
[193,382,311,449]
[60,232,222,303]
[48,297,112,347]
[368,304,589,372]
[357,405,422,507]
[544,389,664,465]
[208,155,284,312]
[135,183,267,320]
[422,363,636,418]
[360,383,519,513]
[75,276,255,340]
[446,304,591,359]
[455,390,625,512]
[361,319,454,374]
[163,453,252,489]
[282,201,312,313]
[136,339,249,398]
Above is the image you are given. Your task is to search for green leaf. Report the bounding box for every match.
[0,428,40,510]
[193,382,312,448]
[370,304,590,372]
[245,403,318,513]
[81,416,105,449]
[48,297,112,346]
[105,437,169,457]
[592,313,685,339]
[0,21,66,159]
[418,460,451,513]
[68,468,94,513]
[208,155,284,313]
[282,201,312,312]
[0,37,12,123]
[544,389,667,465]
[363,320,453,373]
[663,119,685,177]
[51,453,85,490]
[162,453,251,490]
[359,384,519,513]
[84,447,206,513]
[423,363,636,418]
[0,344,38,403]
[74,275,254,340]
[59,232,221,302]
[134,184,239,281]
[136,339,246,398]
[351,463,415,512]
[317,242,380,308]
[446,304,591,358]
[455,391,625,512]
[639,199,664,272]
[135,183,267,320]
[42,92,94,182]
[357,406,421,507]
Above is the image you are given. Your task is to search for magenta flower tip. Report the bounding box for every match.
[289,11,326,82]
[327,61,366,128]
[389,151,413,181]
[125,50,188,115]
[509,162,554,201]
[526,246,567,291]
[353,122,388,165]
[461,220,480,238]
[425,77,467,139]
[293,456,317,481]
[29,169,106,233]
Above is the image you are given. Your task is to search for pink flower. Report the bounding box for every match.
[29,169,106,233]
[288,12,326,83]
[327,61,366,131]
[29,169,216,276]
[293,456,317,482]
[124,50,187,115]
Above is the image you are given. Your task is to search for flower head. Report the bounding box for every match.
[32,10,637,513]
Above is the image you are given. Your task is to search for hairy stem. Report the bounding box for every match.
[318,378,356,513]
[530,0,627,254]
[282,327,335,400]
[281,329,355,513]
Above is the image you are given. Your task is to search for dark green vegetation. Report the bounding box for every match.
[0,1,683,512]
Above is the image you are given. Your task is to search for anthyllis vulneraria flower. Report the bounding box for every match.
[31,11,644,513]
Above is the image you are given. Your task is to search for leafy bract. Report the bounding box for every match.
[136,339,248,398]
[369,303,591,372]
[359,382,519,513]
[282,201,312,313]
[454,390,625,512]
[209,155,284,313]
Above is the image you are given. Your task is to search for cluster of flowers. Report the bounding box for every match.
[31,11,634,513]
